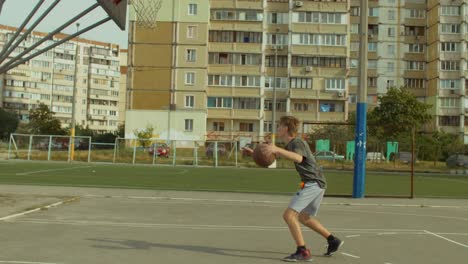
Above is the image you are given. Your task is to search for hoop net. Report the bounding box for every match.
[130,0,162,29]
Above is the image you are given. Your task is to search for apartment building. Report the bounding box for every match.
[127,0,349,142]
[348,0,427,109]
[349,0,468,143]
[0,25,126,134]
[426,0,467,143]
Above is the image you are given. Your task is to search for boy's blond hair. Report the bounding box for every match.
[279,116,300,137]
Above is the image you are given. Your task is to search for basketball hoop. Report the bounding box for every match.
[130,0,162,30]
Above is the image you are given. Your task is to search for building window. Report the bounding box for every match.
[188,4,197,15]
[239,122,254,132]
[441,24,461,34]
[405,78,425,89]
[440,61,460,71]
[388,44,395,55]
[408,44,424,53]
[439,116,459,126]
[388,10,395,20]
[408,9,425,18]
[213,122,225,131]
[268,12,288,24]
[325,79,345,91]
[407,61,425,70]
[187,26,197,39]
[293,103,309,112]
[369,8,379,17]
[186,49,196,62]
[440,79,460,89]
[185,119,193,131]
[185,72,195,85]
[233,98,260,109]
[290,77,312,89]
[368,77,377,87]
[264,121,272,132]
[387,27,396,37]
[368,42,377,52]
[185,95,194,108]
[207,97,232,108]
[441,42,459,52]
[441,6,461,16]
[440,98,459,108]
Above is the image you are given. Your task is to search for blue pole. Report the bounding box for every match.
[353,0,368,198]
[353,103,367,198]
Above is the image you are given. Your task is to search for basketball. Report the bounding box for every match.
[253,143,276,167]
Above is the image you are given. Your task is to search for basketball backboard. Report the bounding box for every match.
[96,0,127,30]
[0,0,5,15]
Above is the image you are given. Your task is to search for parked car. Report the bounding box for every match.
[314,151,345,161]
[366,152,385,161]
[397,152,416,164]
[446,154,468,168]
[206,143,227,158]
[148,143,170,158]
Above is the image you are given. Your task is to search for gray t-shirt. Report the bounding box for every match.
[285,137,327,189]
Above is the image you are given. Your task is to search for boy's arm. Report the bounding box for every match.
[271,145,303,163]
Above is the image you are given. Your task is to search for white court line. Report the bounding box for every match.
[92,195,468,209]
[341,252,360,259]
[11,219,430,235]
[0,197,79,221]
[15,166,95,176]
[424,230,468,249]
[0,261,62,264]
[345,234,361,238]
[378,232,397,235]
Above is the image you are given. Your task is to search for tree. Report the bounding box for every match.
[28,103,66,135]
[116,123,125,138]
[307,124,352,154]
[134,125,154,149]
[371,87,432,140]
[0,108,19,140]
[371,87,432,198]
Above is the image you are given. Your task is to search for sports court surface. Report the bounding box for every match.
[0,185,467,264]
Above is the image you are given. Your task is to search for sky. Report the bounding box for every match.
[0,0,128,47]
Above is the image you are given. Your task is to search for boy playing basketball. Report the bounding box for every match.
[245,116,343,261]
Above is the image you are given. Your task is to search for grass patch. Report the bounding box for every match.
[0,161,466,198]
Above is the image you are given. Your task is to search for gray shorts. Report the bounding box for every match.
[288,181,325,216]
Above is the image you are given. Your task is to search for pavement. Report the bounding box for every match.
[0,185,467,264]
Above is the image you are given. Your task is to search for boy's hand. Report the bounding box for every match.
[241,146,254,156]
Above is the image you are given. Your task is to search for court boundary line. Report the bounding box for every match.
[15,166,95,176]
[0,261,62,264]
[424,230,468,248]
[0,197,79,221]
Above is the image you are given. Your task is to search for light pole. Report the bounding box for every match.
[70,23,80,161]
[271,28,281,145]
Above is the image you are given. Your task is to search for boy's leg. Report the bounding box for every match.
[283,208,305,246]
[298,212,331,238]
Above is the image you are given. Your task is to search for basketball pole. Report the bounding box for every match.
[70,23,80,162]
[353,0,368,198]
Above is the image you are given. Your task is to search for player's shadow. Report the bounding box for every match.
[87,238,286,261]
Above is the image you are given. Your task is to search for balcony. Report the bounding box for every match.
[291,24,347,34]
[318,112,346,122]
[404,18,426,27]
[209,42,262,53]
[403,53,425,61]
[438,108,461,116]
[208,64,262,75]
[403,70,425,79]
[232,109,261,119]
[291,46,347,57]
[209,21,262,32]
[290,67,346,78]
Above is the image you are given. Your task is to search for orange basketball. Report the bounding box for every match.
[253,143,276,167]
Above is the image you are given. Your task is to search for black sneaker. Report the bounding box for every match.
[282,248,312,262]
[324,237,343,256]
